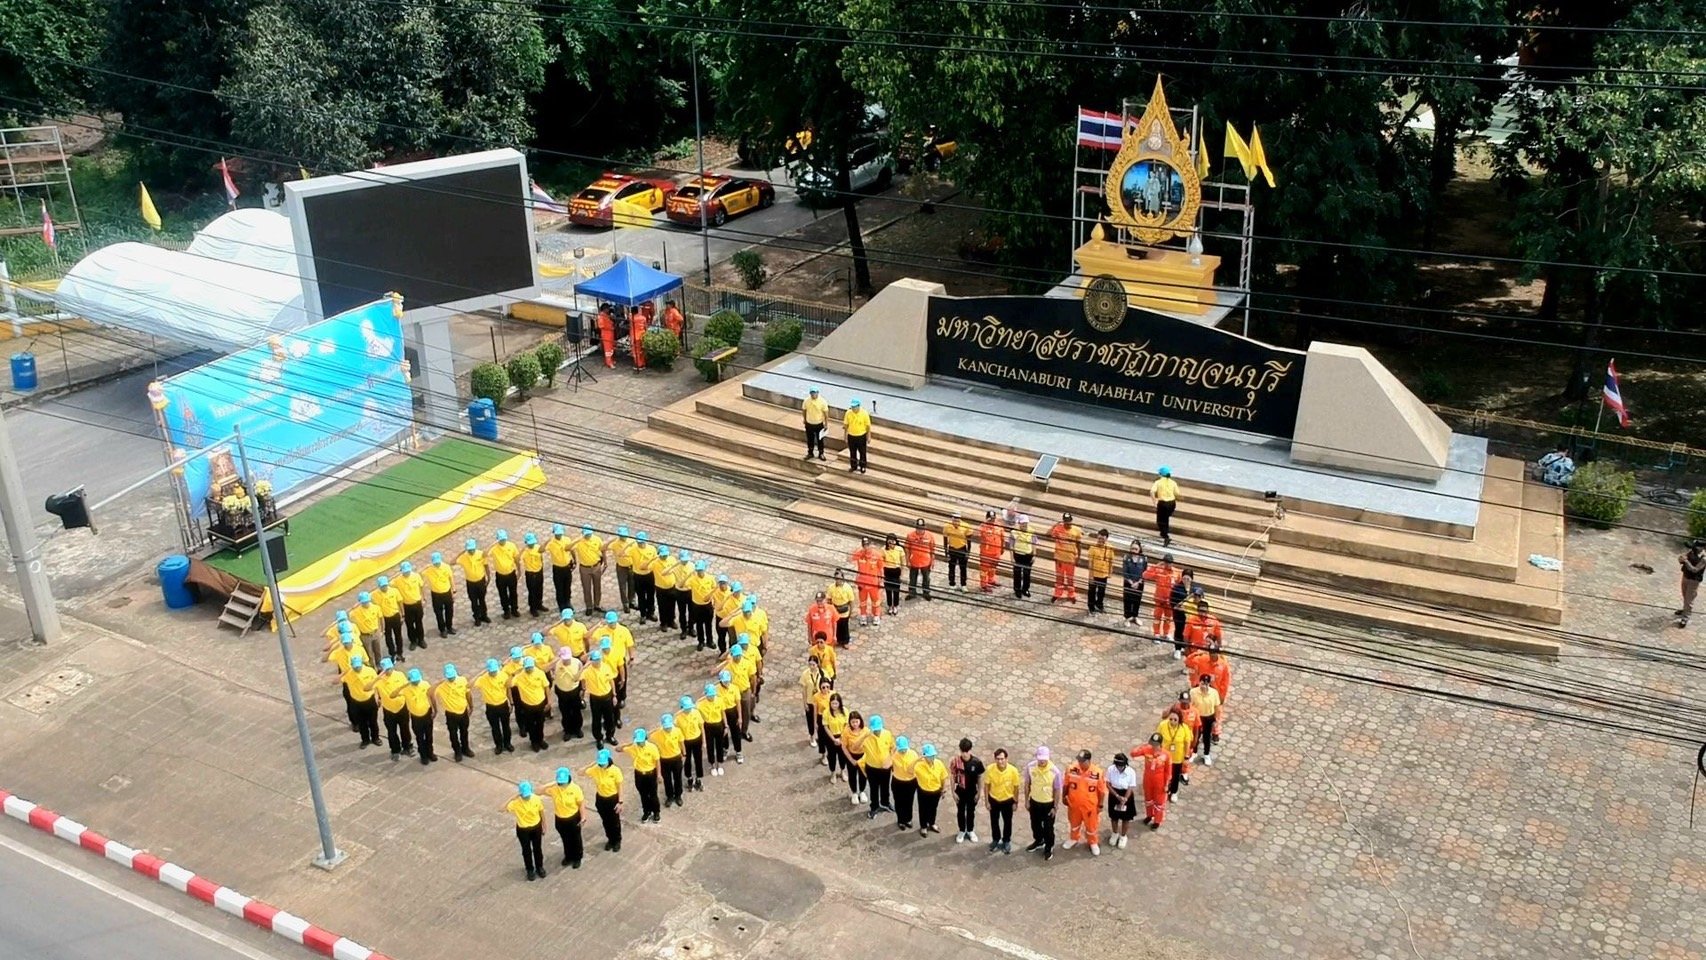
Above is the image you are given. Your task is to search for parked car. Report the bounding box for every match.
[896,125,958,173]
[794,137,896,206]
[567,173,674,227]
[664,175,776,228]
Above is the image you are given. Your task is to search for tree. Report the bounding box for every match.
[533,0,688,155]
[0,0,99,125]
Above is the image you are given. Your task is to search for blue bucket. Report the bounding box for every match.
[9,353,37,392]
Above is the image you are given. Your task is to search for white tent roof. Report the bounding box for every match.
[55,210,311,352]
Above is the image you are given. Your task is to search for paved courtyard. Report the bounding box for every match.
[0,365,1702,960]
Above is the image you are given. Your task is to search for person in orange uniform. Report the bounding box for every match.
[1062,749,1107,855]
[825,570,857,647]
[1132,733,1172,830]
[662,299,685,348]
[544,767,585,869]
[976,509,1004,593]
[374,576,405,661]
[490,530,521,620]
[881,534,905,616]
[905,519,936,602]
[1184,598,1225,657]
[506,781,547,881]
[434,663,472,761]
[1048,513,1084,605]
[339,654,380,747]
[1143,552,1179,643]
[395,561,426,650]
[457,539,491,626]
[521,532,546,616]
[1199,639,1232,743]
[943,511,973,592]
[401,667,437,764]
[851,536,884,626]
[805,591,840,649]
[596,304,617,369]
[627,306,648,369]
[1086,529,1116,614]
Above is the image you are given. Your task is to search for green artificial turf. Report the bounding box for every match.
[203,438,515,583]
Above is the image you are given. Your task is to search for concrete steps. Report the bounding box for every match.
[1250,580,1561,655]
[1259,539,1562,624]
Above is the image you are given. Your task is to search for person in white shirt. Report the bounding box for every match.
[1105,752,1139,849]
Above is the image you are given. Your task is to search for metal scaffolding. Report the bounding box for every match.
[0,125,85,259]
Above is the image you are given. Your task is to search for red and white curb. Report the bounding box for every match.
[0,787,393,960]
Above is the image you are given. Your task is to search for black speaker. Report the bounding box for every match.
[261,530,289,575]
[565,311,585,344]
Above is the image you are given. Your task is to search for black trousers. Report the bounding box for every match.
[616,567,634,612]
[445,710,470,757]
[990,798,1015,844]
[525,570,545,614]
[383,707,413,755]
[684,737,704,782]
[1156,499,1176,543]
[495,572,520,617]
[955,787,979,833]
[674,589,692,635]
[382,615,404,659]
[661,756,684,803]
[1088,578,1108,612]
[894,778,918,826]
[635,578,654,620]
[947,548,969,586]
[847,433,868,469]
[705,721,727,766]
[883,568,902,609]
[519,701,547,750]
[834,615,851,647]
[867,767,893,815]
[402,602,425,647]
[805,422,825,457]
[516,825,544,875]
[589,693,617,746]
[430,592,454,633]
[485,703,513,751]
[1123,584,1145,619]
[410,713,435,761]
[555,813,582,866]
[1173,607,1189,651]
[656,588,677,629]
[466,579,490,624]
[907,566,932,599]
[690,601,713,648]
[354,699,380,745]
[1199,714,1217,755]
[1013,554,1034,597]
[846,756,867,795]
[595,793,622,849]
[552,564,574,612]
[918,789,942,829]
[556,688,584,738]
[636,770,661,818]
[1168,763,1186,797]
[1028,801,1056,852]
[341,686,358,730]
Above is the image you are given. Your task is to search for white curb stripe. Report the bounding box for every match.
[157,861,195,892]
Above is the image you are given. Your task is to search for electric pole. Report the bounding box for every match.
[0,406,61,643]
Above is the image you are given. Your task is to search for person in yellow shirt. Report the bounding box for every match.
[891,736,921,830]
[584,749,624,853]
[490,530,521,620]
[686,560,717,650]
[505,781,547,881]
[881,534,905,617]
[716,671,743,768]
[861,715,896,819]
[802,385,829,460]
[723,645,757,747]
[474,658,515,754]
[572,525,606,612]
[1150,465,1179,547]
[676,695,706,792]
[943,511,974,592]
[1086,528,1117,615]
[913,743,948,837]
[819,691,848,782]
[582,650,618,748]
[512,655,550,752]
[1048,513,1084,605]
[630,532,657,622]
[327,627,366,732]
[591,611,635,708]
[810,636,837,689]
[521,532,546,616]
[842,397,870,473]
[338,654,380,747]
[521,631,556,674]
[394,561,426,650]
[1189,674,1223,766]
[1010,517,1036,600]
[322,610,351,656]
[651,714,686,808]
[375,658,414,760]
[552,647,584,742]
[349,592,382,648]
[547,523,576,613]
[434,663,472,761]
[840,711,870,803]
[544,767,585,869]
[456,539,491,626]
[983,747,1021,853]
[1022,746,1062,860]
[401,667,437,765]
[549,607,588,658]
[825,571,857,648]
[373,576,404,662]
[800,660,826,745]
[649,546,680,632]
[1157,706,1193,801]
[744,594,772,655]
[669,550,695,640]
[424,552,456,638]
[710,575,736,651]
[623,728,663,823]
[698,682,729,777]
[611,525,638,614]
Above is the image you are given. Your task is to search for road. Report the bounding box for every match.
[0,828,294,960]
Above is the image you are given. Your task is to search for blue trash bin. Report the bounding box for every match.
[467,398,499,441]
[157,554,194,609]
[9,352,37,392]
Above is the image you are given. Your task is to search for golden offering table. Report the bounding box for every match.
[1074,235,1220,315]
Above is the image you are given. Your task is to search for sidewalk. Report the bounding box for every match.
[0,327,189,409]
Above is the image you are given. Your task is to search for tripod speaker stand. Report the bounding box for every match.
[563,311,598,389]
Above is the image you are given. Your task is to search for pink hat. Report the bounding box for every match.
[1035,746,1050,760]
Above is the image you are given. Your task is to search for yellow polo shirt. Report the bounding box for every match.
[490,541,519,576]
[456,551,486,582]
[986,764,1021,801]
[547,536,573,568]
[584,764,623,798]
[572,536,605,567]
[803,395,829,425]
[434,677,470,713]
[544,783,584,819]
[843,408,871,437]
[423,563,453,593]
[395,572,424,605]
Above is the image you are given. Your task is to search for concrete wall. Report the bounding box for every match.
[1290,342,1452,482]
[805,278,940,389]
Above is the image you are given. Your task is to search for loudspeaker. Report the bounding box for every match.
[261,530,289,575]
[565,312,585,344]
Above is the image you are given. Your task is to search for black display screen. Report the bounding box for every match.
[300,164,535,318]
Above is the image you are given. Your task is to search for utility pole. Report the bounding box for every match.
[0,405,61,643]
[692,35,711,286]
[233,425,344,870]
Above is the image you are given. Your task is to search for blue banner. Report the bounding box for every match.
[157,298,412,507]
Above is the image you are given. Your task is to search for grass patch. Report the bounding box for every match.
[204,438,516,583]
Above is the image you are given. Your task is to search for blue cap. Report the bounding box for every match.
[407,667,422,683]
[376,576,389,588]
[524,532,537,545]
[399,561,413,574]
[704,683,718,697]
[358,591,371,603]
[556,767,571,785]
[380,657,394,670]
[661,714,675,730]
[443,663,458,679]
[810,385,820,393]
[510,646,523,658]
[719,670,732,683]
[870,715,884,732]
[339,634,353,646]
[731,581,743,592]
[923,743,938,758]
[350,655,365,669]
[600,638,612,650]
[742,598,756,612]
[605,611,619,624]
[338,622,354,636]
[518,781,533,798]
[1158,465,1171,477]
[553,524,565,536]
[597,748,612,766]
[737,632,751,646]
[633,729,647,744]
[522,656,536,669]
[464,539,477,551]
[561,608,574,620]
[335,610,349,623]
[530,632,544,644]
[637,532,649,543]
[589,650,603,662]
[897,736,911,751]
[731,645,744,658]
[694,560,707,571]
[496,530,509,541]
[680,695,695,711]
[581,525,594,535]
[850,398,861,407]
[618,525,630,537]
[431,552,443,564]
[717,574,729,583]
[486,658,500,674]
[658,546,671,557]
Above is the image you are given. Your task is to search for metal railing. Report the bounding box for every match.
[681,282,852,343]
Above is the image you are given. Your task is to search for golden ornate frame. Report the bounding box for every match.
[1104,77,1201,245]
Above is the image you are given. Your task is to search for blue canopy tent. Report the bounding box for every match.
[573,256,684,307]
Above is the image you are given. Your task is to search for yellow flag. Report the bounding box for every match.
[1196,135,1212,179]
[1223,123,1255,179]
[299,166,311,182]
[1250,126,1277,187]
[139,182,162,231]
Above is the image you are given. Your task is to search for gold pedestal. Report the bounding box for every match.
[1074,236,1219,316]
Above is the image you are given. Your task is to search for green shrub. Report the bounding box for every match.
[534,341,566,386]
[703,309,746,348]
[731,250,767,290]
[692,337,732,383]
[641,329,681,371]
[1564,461,1636,527]
[1688,489,1706,540]
[763,316,805,360]
[1417,369,1454,403]
[470,363,510,406]
[506,352,542,399]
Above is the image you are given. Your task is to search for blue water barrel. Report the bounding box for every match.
[467,398,499,441]
[157,554,194,609]
[9,353,37,392]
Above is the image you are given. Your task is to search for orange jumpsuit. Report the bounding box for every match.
[1132,744,1172,826]
[1143,563,1178,639]
[1048,523,1082,602]
[851,546,883,616]
[1184,648,1213,687]
[663,305,685,342]
[596,310,617,368]
[628,310,647,369]
[976,520,1003,592]
[1063,761,1107,844]
[804,600,839,645]
[1184,611,1223,654]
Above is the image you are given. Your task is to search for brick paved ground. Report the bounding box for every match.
[2,366,1702,960]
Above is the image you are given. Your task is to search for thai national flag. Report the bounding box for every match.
[530,180,567,214]
[1603,360,1631,428]
[219,157,240,208]
[1077,108,1124,151]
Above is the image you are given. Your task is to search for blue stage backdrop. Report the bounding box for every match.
[157,298,411,507]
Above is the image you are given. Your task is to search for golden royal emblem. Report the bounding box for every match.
[1082,275,1127,332]
[1104,78,1202,245]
